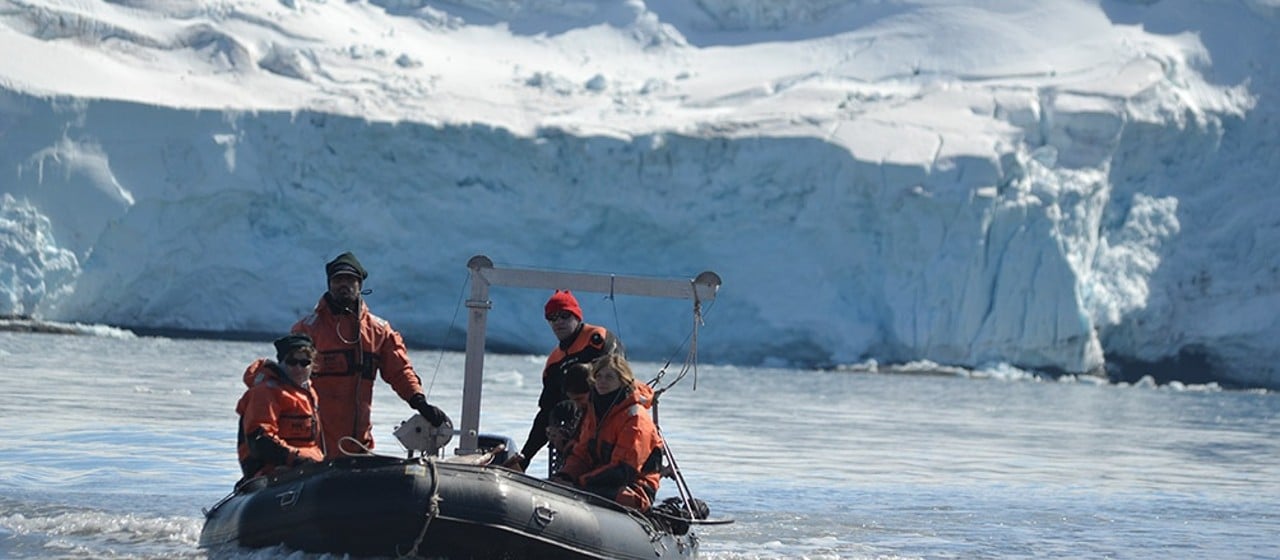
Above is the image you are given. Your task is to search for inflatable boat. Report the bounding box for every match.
[199,452,702,558]
[200,255,724,558]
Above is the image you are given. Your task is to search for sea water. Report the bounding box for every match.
[1,331,1277,559]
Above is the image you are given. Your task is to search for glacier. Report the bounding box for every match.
[1,0,1278,389]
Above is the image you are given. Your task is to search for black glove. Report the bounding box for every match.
[409,393,447,427]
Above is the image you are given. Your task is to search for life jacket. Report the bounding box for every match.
[560,381,663,511]
[235,358,324,479]
[293,295,424,457]
[518,323,621,467]
[540,323,618,409]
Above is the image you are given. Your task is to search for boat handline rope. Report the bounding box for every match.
[201,489,237,517]
[397,457,441,559]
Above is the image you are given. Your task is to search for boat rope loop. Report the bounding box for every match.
[337,436,376,457]
[396,457,442,560]
[650,287,706,399]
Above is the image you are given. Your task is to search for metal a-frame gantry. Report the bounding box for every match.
[455,254,721,455]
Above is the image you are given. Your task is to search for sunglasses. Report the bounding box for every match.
[545,311,576,322]
[285,358,312,367]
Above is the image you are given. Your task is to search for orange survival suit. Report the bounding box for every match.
[292,295,424,457]
[236,358,324,480]
[558,381,663,511]
[517,323,621,469]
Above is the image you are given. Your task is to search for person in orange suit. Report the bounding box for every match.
[554,353,664,512]
[236,333,324,482]
[545,363,592,473]
[505,290,622,472]
[292,251,447,458]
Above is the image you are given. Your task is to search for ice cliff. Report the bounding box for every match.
[1,0,1278,389]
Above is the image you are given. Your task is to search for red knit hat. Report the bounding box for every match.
[544,290,583,321]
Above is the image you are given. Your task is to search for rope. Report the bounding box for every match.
[424,270,471,400]
[396,457,442,559]
[607,273,625,342]
[690,294,702,391]
[334,300,365,445]
[337,436,376,457]
[201,489,238,517]
[646,284,710,529]
[649,290,713,396]
[657,431,700,523]
[335,311,360,345]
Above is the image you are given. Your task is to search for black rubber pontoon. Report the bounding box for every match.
[199,455,698,559]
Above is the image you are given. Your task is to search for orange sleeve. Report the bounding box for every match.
[241,386,285,444]
[375,322,424,402]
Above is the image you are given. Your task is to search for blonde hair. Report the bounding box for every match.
[589,353,635,388]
